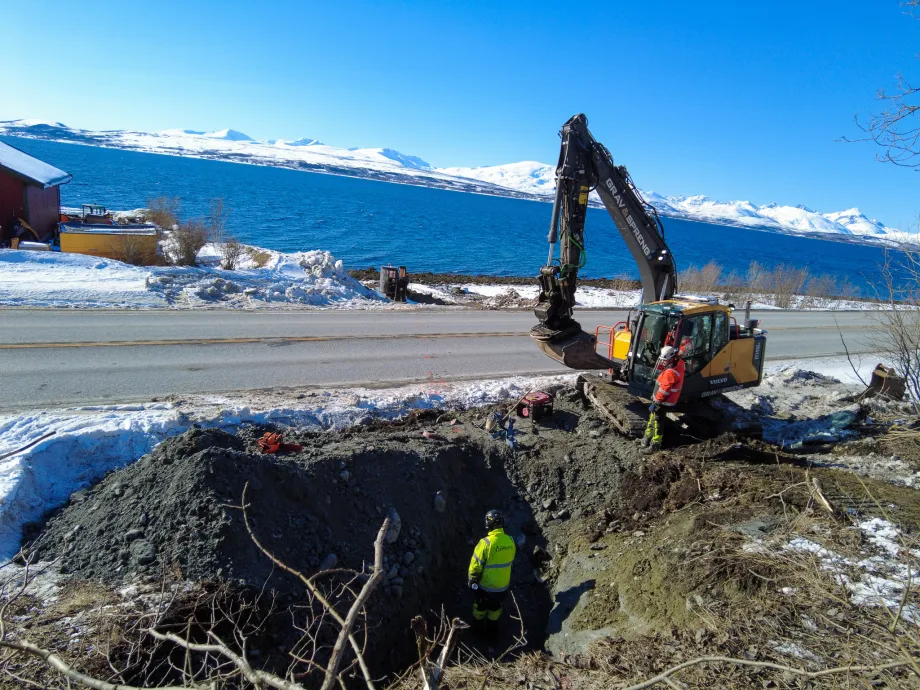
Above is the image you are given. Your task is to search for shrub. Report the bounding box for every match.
[146,197,180,230]
[110,233,158,266]
[172,219,211,266]
[680,261,722,294]
[220,236,246,270]
[248,247,271,268]
[872,247,920,414]
[209,198,227,243]
[769,264,810,308]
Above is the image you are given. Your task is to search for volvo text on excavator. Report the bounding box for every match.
[532,114,767,437]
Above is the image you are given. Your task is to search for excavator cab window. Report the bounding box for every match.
[634,313,680,368]
[678,314,714,374]
[712,311,730,356]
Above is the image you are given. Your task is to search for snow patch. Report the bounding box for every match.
[0,406,187,558]
[781,519,920,622]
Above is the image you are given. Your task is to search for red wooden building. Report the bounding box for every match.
[0,140,71,245]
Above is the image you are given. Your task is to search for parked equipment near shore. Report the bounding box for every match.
[532,114,767,437]
[380,265,409,302]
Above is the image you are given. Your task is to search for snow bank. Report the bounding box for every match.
[0,246,385,309]
[0,405,186,558]
[408,282,639,309]
[0,374,573,559]
[153,244,385,308]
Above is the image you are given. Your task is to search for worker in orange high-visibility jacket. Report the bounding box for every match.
[640,346,686,454]
[468,510,516,639]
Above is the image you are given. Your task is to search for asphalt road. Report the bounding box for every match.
[0,309,877,411]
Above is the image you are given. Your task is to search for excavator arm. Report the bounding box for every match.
[532,114,677,370]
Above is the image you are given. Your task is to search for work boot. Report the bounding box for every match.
[636,435,651,448]
[640,442,661,456]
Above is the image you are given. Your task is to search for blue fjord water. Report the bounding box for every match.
[4,136,891,293]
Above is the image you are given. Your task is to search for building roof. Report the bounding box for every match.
[60,223,157,235]
[0,141,72,188]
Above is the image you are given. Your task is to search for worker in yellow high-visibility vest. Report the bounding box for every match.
[468,510,516,639]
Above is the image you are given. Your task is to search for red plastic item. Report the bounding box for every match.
[516,391,555,419]
[256,432,303,454]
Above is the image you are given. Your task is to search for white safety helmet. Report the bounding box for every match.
[659,345,678,361]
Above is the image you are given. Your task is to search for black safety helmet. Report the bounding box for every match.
[485,509,505,530]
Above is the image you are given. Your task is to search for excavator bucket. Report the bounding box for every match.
[532,327,614,370]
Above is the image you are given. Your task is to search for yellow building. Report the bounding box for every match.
[59,223,158,260]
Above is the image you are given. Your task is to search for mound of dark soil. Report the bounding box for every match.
[34,424,557,670]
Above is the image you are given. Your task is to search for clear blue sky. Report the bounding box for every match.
[2,1,918,228]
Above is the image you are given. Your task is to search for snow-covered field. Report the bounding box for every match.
[2,119,916,247]
[0,246,385,309]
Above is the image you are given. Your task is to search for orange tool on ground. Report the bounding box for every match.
[256,432,303,454]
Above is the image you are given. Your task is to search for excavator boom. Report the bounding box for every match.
[532,114,677,370]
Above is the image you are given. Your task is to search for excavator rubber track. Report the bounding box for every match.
[577,374,648,438]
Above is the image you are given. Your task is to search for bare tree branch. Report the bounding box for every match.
[0,638,204,690]
[621,656,916,690]
[319,518,389,690]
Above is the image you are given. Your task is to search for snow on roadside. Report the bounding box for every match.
[407,282,639,308]
[0,246,385,309]
[0,244,888,311]
[0,374,574,559]
[150,244,385,308]
[0,405,186,558]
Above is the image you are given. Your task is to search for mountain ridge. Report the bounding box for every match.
[0,119,912,246]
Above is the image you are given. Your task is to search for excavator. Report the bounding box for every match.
[532,114,767,436]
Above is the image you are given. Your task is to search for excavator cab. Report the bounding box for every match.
[600,299,767,402]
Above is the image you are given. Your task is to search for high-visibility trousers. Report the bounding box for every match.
[644,409,664,446]
[473,589,506,621]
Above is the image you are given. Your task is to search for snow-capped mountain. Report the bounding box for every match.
[442,162,910,244]
[437,161,556,195]
[823,208,888,236]
[159,128,252,140]
[0,119,911,246]
[0,119,530,200]
[281,137,323,147]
